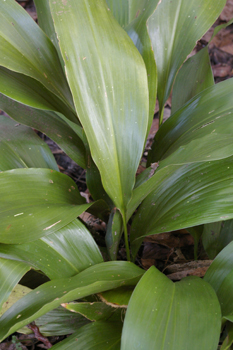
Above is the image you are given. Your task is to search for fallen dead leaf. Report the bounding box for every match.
[220,0,233,21]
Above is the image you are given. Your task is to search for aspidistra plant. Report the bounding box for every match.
[0,0,233,348]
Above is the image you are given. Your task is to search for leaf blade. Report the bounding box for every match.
[171,47,214,115]
[51,321,122,350]
[0,259,30,313]
[0,168,90,244]
[151,78,233,166]
[49,0,149,215]
[0,0,74,111]
[0,114,58,171]
[0,261,143,341]
[121,267,221,350]
[148,0,225,114]
[0,219,103,279]
[131,157,233,257]
[0,93,86,169]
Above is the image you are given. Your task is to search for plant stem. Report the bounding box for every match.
[123,218,131,262]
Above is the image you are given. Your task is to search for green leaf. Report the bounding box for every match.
[0,259,30,313]
[127,162,170,223]
[202,219,233,259]
[147,0,226,119]
[0,284,31,318]
[51,321,122,350]
[130,157,233,258]
[28,306,90,337]
[34,0,64,69]
[121,267,221,350]
[0,114,58,171]
[84,138,112,207]
[106,0,158,128]
[106,0,149,28]
[204,241,233,320]
[105,0,130,28]
[49,0,149,216]
[0,94,86,169]
[125,0,158,132]
[171,47,214,115]
[0,0,74,113]
[0,219,103,279]
[2,287,90,336]
[63,301,120,321]
[0,67,75,122]
[202,221,222,259]
[171,17,233,117]
[100,286,133,307]
[105,208,123,260]
[204,241,233,294]
[0,261,143,341]
[150,78,233,166]
[0,168,91,244]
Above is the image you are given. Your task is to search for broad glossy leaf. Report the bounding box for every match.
[0,67,75,121]
[127,162,172,222]
[125,0,158,131]
[2,287,90,336]
[0,93,86,169]
[49,0,149,216]
[218,220,233,253]
[202,221,233,261]
[0,168,90,244]
[0,0,74,113]
[27,306,90,336]
[150,78,233,166]
[130,157,233,258]
[106,0,148,28]
[0,261,143,341]
[204,241,233,293]
[106,0,158,128]
[51,321,122,350]
[0,219,103,279]
[0,142,26,171]
[171,17,233,116]
[105,208,123,260]
[106,0,130,28]
[134,166,153,189]
[34,0,64,68]
[202,221,223,259]
[63,301,120,321]
[85,140,112,207]
[0,259,30,312]
[121,267,221,350]
[212,271,233,322]
[0,284,31,319]
[0,114,58,171]
[204,241,233,319]
[171,47,214,115]
[147,0,225,118]
[100,286,133,307]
